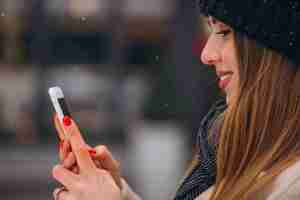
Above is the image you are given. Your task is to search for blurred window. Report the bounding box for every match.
[0,64,38,145]
[67,0,110,19]
[122,0,175,18]
[44,0,66,17]
[0,0,33,16]
[46,32,112,64]
[45,0,111,24]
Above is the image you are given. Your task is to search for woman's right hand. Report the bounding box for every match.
[54,115,122,190]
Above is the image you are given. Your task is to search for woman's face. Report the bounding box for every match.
[201,16,239,105]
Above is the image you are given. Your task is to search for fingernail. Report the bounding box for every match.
[63,116,72,126]
[88,149,97,155]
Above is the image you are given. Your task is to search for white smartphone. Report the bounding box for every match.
[48,86,72,123]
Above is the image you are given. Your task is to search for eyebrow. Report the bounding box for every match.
[206,16,230,30]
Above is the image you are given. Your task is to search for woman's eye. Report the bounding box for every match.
[216,30,231,37]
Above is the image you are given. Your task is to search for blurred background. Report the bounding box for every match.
[0,0,221,199]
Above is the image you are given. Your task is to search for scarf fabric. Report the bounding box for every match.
[174,99,227,200]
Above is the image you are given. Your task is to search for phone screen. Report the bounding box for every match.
[57,98,71,117]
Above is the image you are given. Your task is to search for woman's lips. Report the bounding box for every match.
[218,73,233,90]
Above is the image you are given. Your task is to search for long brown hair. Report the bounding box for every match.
[209,32,300,199]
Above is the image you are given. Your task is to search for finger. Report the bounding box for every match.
[62,152,76,169]
[61,117,86,149]
[61,118,96,174]
[52,165,79,190]
[94,145,122,188]
[60,141,92,165]
[59,140,71,162]
[62,148,99,169]
[94,145,120,173]
[54,114,65,141]
[76,148,97,175]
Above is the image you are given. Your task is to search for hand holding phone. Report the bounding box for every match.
[49,86,72,140]
[49,86,122,189]
[49,86,87,160]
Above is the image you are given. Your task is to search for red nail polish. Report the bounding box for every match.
[89,149,97,155]
[63,116,72,126]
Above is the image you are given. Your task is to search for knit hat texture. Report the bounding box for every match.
[198,0,300,64]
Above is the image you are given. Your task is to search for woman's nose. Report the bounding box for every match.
[200,38,221,66]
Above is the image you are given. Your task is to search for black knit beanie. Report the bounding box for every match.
[198,0,300,64]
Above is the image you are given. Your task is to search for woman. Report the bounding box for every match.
[52,0,300,199]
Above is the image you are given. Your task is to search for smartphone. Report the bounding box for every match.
[49,87,93,157]
[48,86,72,140]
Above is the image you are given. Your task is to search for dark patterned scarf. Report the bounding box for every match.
[174,99,227,200]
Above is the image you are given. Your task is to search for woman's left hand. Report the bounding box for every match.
[52,118,121,200]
